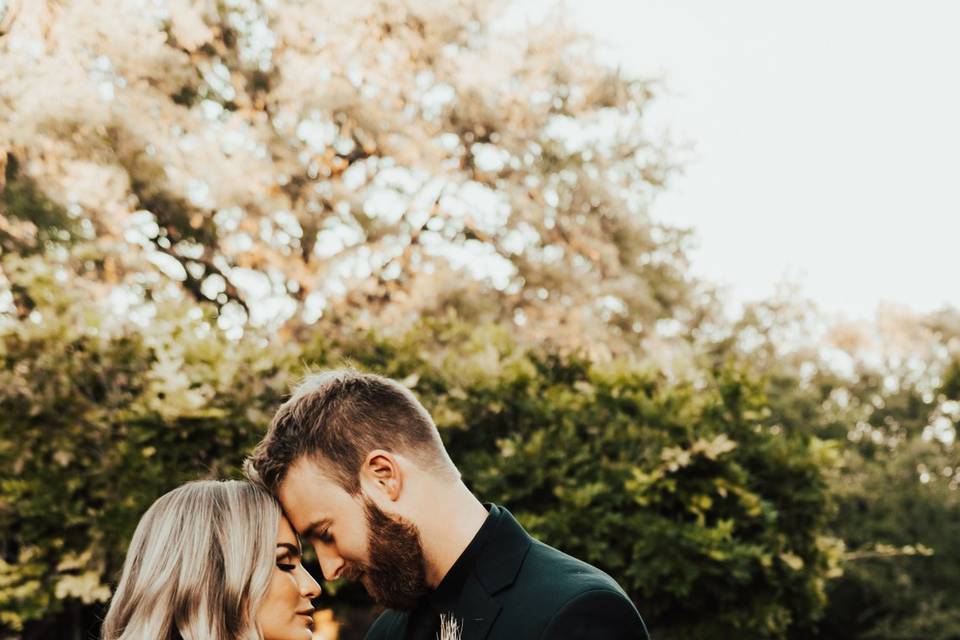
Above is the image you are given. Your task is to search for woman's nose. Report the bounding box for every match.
[298,565,322,598]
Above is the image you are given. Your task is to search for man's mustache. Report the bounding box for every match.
[341,562,365,582]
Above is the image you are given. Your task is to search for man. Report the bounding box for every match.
[245,369,649,640]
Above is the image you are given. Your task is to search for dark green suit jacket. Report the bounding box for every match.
[365,505,649,640]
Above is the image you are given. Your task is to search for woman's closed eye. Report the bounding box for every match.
[276,542,302,571]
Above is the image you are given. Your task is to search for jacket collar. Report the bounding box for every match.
[452,504,532,639]
[472,504,533,596]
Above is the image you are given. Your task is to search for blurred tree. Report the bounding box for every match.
[2,1,955,638]
[811,308,960,639]
[0,0,701,359]
[702,295,960,639]
[0,254,298,637]
[0,260,838,638]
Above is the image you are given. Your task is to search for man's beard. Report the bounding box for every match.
[341,498,429,611]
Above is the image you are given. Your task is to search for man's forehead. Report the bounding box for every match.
[283,456,326,485]
[278,458,347,526]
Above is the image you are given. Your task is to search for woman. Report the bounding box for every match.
[101,480,322,640]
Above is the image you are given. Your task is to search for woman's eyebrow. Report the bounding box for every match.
[276,542,301,557]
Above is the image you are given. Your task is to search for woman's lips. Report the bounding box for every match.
[297,610,315,629]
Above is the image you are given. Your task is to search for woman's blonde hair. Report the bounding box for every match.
[101,480,279,640]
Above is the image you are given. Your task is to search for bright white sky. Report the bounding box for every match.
[515,1,960,320]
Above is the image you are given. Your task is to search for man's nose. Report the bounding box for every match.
[318,553,345,581]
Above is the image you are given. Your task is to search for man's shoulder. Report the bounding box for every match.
[518,537,629,601]
[364,609,405,640]
[498,538,647,639]
[484,506,627,602]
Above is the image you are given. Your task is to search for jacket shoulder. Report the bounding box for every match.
[540,588,649,640]
[522,539,629,600]
[490,539,646,638]
[364,609,405,640]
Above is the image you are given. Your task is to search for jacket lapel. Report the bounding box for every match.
[383,506,533,640]
[388,611,410,639]
[474,506,532,596]
[454,506,533,640]
[454,572,501,640]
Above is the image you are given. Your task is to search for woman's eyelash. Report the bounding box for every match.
[277,562,296,571]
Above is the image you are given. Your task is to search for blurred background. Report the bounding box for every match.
[1,1,957,639]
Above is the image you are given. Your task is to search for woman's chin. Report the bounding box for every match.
[299,614,315,637]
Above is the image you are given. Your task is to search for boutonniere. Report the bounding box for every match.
[439,613,463,640]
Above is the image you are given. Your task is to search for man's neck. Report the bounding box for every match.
[416,482,490,588]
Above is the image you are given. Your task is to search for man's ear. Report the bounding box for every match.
[359,449,402,501]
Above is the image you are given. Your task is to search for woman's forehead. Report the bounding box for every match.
[276,514,299,546]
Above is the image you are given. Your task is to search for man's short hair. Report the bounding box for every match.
[245,369,457,495]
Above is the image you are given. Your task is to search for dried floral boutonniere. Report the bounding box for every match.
[439,613,463,640]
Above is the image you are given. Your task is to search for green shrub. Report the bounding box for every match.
[317,325,840,638]
[0,270,838,638]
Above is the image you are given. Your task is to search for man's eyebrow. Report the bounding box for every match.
[299,517,333,539]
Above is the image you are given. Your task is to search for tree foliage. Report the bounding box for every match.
[704,295,960,639]
[0,0,700,358]
[1,2,957,639]
[0,262,838,639]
